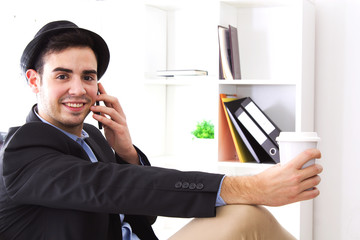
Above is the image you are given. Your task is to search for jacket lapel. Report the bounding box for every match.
[84,137,115,164]
[85,137,104,162]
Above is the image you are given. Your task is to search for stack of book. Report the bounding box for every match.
[219,94,281,164]
[218,25,241,80]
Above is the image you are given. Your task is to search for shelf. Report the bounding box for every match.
[217,161,274,176]
[222,0,311,8]
[143,78,296,86]
[146,0,313,10]
[143,76,218,85]
[149,155,274,176]
[218,79,297,85]
[145,0,204,11]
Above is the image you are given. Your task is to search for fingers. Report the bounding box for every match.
[299,174,321,192]
[92,105,121,122]
[92,111,121,130]
[281,149,322,203]
[287,148,321,170]
[301,163,323,180]
[296,186,320,202]
[95,84,125,118]
[91,101,127,131]
[286,149,323,191]
[91,84,129,134]
[97,82,107,95]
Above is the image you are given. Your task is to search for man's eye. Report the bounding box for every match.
[57,75,68,80]
[84,76,95,81]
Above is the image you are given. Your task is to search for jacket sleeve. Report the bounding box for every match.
[2,122,224,218]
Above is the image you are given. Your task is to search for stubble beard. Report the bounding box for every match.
[37,93,92,132]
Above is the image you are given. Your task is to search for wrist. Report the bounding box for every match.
[220,175,260,205]
[117,146,140,165]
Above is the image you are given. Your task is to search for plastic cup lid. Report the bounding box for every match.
[276,132,320,142]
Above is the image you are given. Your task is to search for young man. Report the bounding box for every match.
[0,21,322,240]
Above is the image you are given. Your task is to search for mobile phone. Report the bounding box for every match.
[96,91,102,129]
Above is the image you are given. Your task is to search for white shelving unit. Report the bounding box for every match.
[143,0,315,239]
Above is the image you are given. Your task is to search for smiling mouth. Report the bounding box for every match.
[64,103,85,108]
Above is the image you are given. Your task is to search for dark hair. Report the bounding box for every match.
[34,29,98,76]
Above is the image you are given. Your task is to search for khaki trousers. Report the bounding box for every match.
[169,205,296,240]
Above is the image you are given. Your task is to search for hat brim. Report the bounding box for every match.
[21,25,110,81]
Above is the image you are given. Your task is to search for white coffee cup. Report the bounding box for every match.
[276,132,320,169]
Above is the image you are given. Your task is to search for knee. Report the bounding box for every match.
[217,204,277,229]
[216,205,294,240]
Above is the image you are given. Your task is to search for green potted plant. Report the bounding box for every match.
[191,120,214,139]
[190,120,216,162]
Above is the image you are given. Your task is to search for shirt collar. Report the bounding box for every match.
[34,109,89,141]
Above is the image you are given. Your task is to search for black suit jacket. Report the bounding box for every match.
[0,106,224,240]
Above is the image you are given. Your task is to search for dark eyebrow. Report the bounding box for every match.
[83,70,97,75]
[52,68,97,75]
[53,67,73,73]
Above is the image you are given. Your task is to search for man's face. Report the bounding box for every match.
[34,47,98,135]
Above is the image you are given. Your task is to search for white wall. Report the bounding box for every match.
[314,0,360,239]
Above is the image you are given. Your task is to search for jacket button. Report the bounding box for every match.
[196,183,204,190]
[189,183,196,189]
[175,181,182,189]
[182,182,189,188]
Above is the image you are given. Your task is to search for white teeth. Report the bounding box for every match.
[65,103,84,108]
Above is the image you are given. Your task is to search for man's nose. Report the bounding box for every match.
[69,78,86,95]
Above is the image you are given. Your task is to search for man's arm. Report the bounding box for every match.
[220,148,322,206]
[2,122,224,217]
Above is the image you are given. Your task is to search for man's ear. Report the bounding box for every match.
[26,69,40,94]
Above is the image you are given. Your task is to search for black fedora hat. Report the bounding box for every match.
[20,20,110,81]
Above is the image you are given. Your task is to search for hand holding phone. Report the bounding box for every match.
[92,83,139,164]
